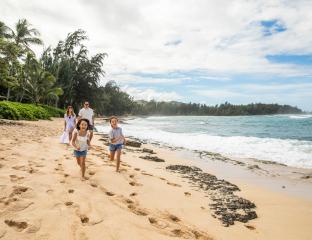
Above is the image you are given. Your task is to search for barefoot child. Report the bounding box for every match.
[109,116,126,172]
[71,119,91,180]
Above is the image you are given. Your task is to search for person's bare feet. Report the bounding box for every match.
[81,176,89,181]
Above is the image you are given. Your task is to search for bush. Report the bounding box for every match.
[0,101,21,120]
[39,104,64,118]
[0,101,65,120]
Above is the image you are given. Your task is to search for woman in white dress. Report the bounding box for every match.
[61,106,76,143]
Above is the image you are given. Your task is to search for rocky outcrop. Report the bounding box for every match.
[166,165,257,227]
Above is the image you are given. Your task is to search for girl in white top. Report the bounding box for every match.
[71,119,91,180]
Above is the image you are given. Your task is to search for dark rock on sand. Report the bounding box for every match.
[142,148,155,154]
[247,164,260,170]
[126,140,142,148]
[139,155,165,162]
[301,174,312,179]
[166,165,257,226]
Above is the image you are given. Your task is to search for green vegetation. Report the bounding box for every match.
[0,101,64,120]
[0,19,303,119]
[132,101,302,116]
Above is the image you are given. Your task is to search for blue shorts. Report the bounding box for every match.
[109,144,123,152]
[74,150,87,157]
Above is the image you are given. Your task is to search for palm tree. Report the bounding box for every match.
[22,53,63,105]
[0,21,11,38]
[2,19,43,100]
[0,21,21,100]
[8,19,43,53]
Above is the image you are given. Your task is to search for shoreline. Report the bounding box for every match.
[96,114,312,170]
[0,118,311,240]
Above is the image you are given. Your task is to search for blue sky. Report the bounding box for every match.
[1,0,312,111]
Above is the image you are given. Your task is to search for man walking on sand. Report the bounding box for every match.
[77,101,95,142]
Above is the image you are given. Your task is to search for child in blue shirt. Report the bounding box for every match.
[108,116,126,172]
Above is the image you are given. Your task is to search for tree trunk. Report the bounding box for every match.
[19,89,25,102]
[6,88,10,101]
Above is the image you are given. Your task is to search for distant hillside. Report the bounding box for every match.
[133,101,302,116]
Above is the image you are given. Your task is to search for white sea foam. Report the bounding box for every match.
[96,121,312,169]
[289,115,312,119]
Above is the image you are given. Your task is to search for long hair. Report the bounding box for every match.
[76,118,90,130]
[66,106,76,117]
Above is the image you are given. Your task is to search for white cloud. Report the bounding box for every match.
[2,0,312,109]
[102,73,189,85]
[122,86,182,102]
[192,89,243,98]
[1,0,312,77]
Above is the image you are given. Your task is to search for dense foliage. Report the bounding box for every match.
[132,101,302,116]
[0,101,64,120]
[0,19,303,118]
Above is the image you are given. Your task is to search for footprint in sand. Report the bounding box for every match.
[245,224,256,230]
[4,219,28,232]
[105,191,115,196]
[166,214,180,222]
[9,175,24,183]
[129,174,135,178]
[68,189,75,194]
[78,213,103,226]
[9,186,29,197]
[80,215,89,224]
[171,229,193,238]
[122,198,134,204]
[141,172,153,176]
[1,197,18,206]
[90,182,97,188]
[148,217,169,229]
[167,182,182,187]
[28,168,38,174]
[12,165,27,171]
[129,192,137,197]
[127,204,148,216]
[134,168,140,171]
[184,192,191,196]
[65,201,74,206]
[88,171,96,176]
[129,181,141,186]
[46,189,53,194]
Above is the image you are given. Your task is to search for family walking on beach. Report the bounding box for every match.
[61,101,126,180]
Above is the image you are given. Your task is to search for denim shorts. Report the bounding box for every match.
[74,150,87,157]
[109,144,123,152]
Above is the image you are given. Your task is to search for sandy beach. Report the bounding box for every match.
[0,118,312,240]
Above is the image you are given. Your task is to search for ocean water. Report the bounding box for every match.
[96,115,312,169]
